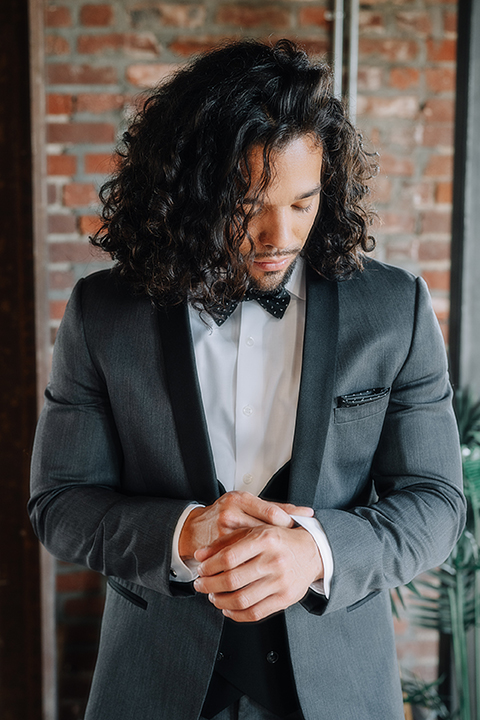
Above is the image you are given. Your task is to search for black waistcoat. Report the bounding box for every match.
[201,463,300,719]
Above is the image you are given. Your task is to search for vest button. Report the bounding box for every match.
[216,652,225,662]
[266,651,279,664]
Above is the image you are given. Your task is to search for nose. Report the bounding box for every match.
[255,208,292,251]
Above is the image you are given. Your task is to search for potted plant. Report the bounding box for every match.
[402,390,480,719]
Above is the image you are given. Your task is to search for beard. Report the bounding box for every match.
[246,255,299,295]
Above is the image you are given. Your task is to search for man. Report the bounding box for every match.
[30,39,465,720]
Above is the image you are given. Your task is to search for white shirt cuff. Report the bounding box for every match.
[170,504,204,583]
[290,514,333,599]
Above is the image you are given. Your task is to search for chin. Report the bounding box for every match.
[250,272,287,293]
[248,258,297,294]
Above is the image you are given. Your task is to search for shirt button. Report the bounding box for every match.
[243,473,253,485]
[246,336,254,346]
[266,651,279,664]
[243,405,253,416]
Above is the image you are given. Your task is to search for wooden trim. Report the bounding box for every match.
[0,0,43,715]
[28,0,58,718]
[29,0,49,403]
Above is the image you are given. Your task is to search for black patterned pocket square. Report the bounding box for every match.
[337,387,390,408]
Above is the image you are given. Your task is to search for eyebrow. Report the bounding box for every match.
[295,184,322,201]
[244,183,322,205]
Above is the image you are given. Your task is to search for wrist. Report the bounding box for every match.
[178,506,205,561]
[296,526,324,582]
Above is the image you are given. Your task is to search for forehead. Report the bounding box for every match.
[247,135,323,200]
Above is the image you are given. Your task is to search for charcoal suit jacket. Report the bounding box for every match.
[29,258,466,720]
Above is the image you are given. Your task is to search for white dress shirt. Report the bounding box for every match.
[170,259,333,596]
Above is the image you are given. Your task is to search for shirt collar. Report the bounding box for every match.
[285,256,306,302]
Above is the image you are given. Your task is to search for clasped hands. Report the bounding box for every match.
[178,491,324,623]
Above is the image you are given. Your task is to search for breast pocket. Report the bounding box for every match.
[334,390,390,424]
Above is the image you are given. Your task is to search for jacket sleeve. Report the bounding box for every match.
[304,276,466,615]
[29,277,194,598]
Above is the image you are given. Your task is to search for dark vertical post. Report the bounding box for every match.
[450,0,480,394]
[0,0,43,716]
[443,0,480,713]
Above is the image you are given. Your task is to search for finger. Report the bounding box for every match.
[274,503,314,519]
[194,545,213,562]
[222,594,287,623]
[207,576,276,613]
[194,555,264,595]
[235,493,294,528]
[194,545,214,562]
[197,529,266,576]
[194,527,248,563]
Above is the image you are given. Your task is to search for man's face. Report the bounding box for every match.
[240,134,323,292]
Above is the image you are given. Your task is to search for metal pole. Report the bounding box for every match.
[450,0,480,397]
[348,0,359,123]
[333,0,344,100]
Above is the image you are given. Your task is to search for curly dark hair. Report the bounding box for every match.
[92,38,376,310]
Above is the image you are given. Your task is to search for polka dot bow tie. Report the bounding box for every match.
[212,288,291,326]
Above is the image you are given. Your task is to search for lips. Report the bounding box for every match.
[253,256,294,272]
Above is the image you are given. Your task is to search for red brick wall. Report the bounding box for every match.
[43,1,456,717]
[355,2,456,342]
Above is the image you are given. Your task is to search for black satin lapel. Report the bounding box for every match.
[157,303,219,504]
[289,267,339,507]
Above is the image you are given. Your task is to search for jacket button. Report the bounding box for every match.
[216,652,225,662]
[266,651,279,664]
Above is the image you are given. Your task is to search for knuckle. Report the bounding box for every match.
[262,529,279,549]
[225,572,240,592]
[236,593,251,611]
[220,493,234,510]
[272,554,285,572]
[223,548,237,568]
[248,607,263,622]
[218,508,235,527]
[229,491,243,504]
[264,504,279,523]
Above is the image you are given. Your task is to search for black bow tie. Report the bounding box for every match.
[212,288,291,326]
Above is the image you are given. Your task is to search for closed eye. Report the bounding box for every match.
[292,185,321,214]
[293,203,314,213]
